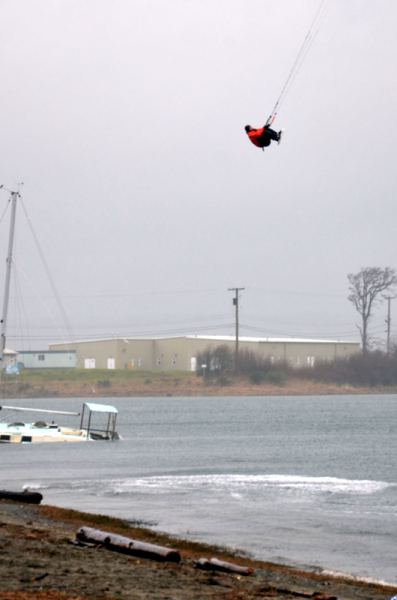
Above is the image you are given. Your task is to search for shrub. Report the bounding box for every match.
[249,370,266,384]
[264,370,287,386]
[295,350,397,387]
[97,379,111,388]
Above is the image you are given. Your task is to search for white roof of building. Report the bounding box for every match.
[185,335,358,345]
[51,334,359,346]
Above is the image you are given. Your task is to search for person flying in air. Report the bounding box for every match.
[245,124,283,149]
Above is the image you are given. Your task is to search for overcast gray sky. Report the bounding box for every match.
[1,0,396,349]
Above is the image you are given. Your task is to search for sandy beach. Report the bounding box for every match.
[1,498,396,600]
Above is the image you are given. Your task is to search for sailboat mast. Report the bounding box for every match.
[0,189,19,365]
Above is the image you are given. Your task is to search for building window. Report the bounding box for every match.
[37,354,45,361]
[307,356,315,367]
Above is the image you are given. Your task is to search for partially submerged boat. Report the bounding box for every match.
[0,190,120,445]
[0,402,119,443]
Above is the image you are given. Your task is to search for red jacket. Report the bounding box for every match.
[247,127,265,147]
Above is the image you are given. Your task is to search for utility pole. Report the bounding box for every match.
[384,296,395,355]
[228,287,244,373]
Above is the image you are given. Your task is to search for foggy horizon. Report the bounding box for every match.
[1,0,396,350]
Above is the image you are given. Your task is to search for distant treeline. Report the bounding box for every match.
[196,345,397,387]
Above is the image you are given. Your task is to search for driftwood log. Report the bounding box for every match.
[76,526,181,563]
[194,557,254,575]
[0,490,43,504]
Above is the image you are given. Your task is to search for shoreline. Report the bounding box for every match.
[2,373,397,399]
[1,499,396,600]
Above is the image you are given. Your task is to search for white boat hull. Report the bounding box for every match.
[0,402,119,443]
[0,422,90,443]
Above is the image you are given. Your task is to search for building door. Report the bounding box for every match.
[84,358,96,369]
[107,358,115,369]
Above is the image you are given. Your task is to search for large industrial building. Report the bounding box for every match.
[49,335,360,371]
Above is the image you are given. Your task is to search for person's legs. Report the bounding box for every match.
[265,126,280,142]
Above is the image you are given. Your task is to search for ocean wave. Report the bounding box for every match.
[106,474,393,496]
[22,482,48,491]
[35,473,394,503]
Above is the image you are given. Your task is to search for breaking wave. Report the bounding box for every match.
[39,473,392,498]
[110,473,392,494]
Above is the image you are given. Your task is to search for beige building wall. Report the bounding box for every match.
[257,340,359,366]
[51,339,154,370]
[50,336,360,371]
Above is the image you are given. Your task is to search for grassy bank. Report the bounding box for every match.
[1,368,397,399]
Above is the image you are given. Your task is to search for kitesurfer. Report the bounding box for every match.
[245,124,283,149]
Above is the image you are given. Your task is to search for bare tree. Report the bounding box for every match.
[348,267,397,353]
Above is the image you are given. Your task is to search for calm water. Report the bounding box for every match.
[1,395,396,584]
